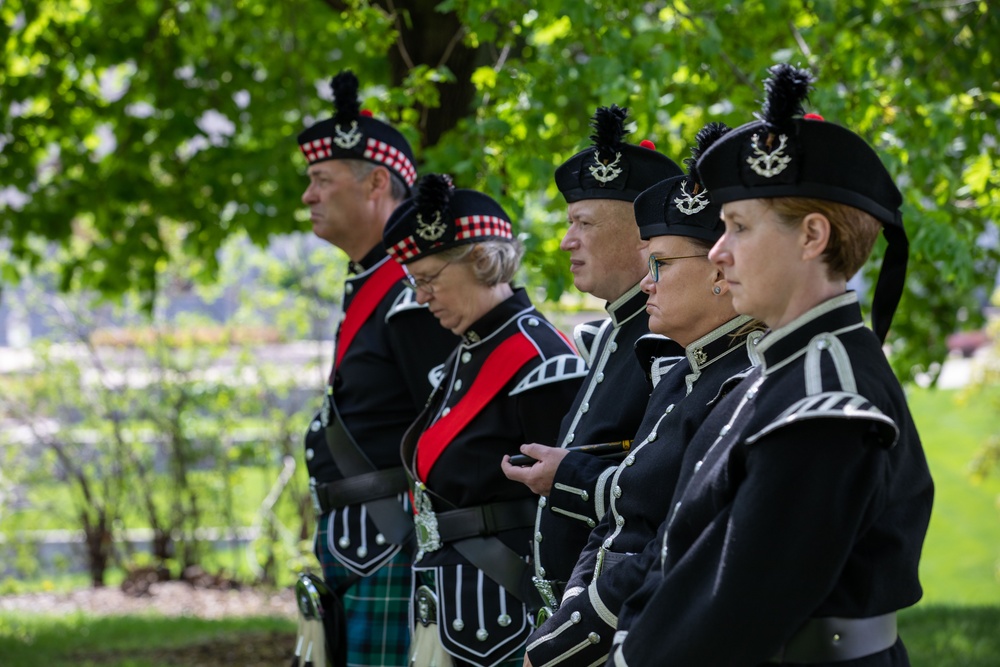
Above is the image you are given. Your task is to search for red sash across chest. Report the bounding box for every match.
[334,260,405,369]
[416,332,540,480]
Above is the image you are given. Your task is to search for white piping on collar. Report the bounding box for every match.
[462,306,536,349]
[755,292,858,359]
[606,282,646,328]
[347,253,391,280]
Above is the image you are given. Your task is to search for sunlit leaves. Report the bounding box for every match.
[2,0,997,383]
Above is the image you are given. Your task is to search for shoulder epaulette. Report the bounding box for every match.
[706,367,756,407]
[427,362,446,391]
[635,333,685,386]
[509,354,588,396]
[385,288,426,321]
[745,391,899,449]
[573,320,607,366]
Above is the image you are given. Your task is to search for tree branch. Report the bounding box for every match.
[787,20,813,61]
[437,25,469,69]
[383,0,415,71]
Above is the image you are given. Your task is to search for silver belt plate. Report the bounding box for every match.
[413,482,441,561]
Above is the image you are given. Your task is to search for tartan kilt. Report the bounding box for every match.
[316,512,412,667]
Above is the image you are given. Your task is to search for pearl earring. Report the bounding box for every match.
[713,286,721,295]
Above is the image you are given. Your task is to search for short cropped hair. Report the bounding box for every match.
[767,198,882,281]
[344,159,409,203]
[435,240,524,287]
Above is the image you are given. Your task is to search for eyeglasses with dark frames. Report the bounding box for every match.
[647,253,709,282]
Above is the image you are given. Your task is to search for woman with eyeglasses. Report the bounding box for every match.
[608,65,933,667]
[524,123,765,667]
[382,174,586,667]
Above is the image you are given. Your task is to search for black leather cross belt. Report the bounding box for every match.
[313,467,408,514]
[771,612,898,663]
[434,498,537,544]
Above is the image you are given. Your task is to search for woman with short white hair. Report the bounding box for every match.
[383,174,586,667]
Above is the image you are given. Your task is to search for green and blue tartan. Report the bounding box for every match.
[316,515,412,667]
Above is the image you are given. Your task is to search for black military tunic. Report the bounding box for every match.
[526,316,760,666]
[306,245,458,577]
[533,283,684,601]
[611,293,934,666]
[405,288,586,666]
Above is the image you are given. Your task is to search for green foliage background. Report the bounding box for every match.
[2,0,998,383]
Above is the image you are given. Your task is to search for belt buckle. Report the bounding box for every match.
[413,482,441,561]
[309,479,322,516]
[414,585,438,626]
[532,576,559,612]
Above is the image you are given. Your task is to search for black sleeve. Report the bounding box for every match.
[616,419,887,666]
[385,306,459,408]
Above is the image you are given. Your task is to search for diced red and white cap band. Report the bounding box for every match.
[387,215,513,262]
[299,137,417,187]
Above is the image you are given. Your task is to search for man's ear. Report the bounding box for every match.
[801,211,831,261]
[368,165,391,198]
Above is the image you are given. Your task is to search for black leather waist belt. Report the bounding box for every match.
[771,612,898,664]
[313,467,408,514]
[435,498,537,544]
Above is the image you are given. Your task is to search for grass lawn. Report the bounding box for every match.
[907,385,1000,605]
[1,387,997,665]
[0,614,296,666]
[899,604,1000,666]
[0,606,997,666]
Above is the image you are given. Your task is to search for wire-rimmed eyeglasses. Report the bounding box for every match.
[402,260,454,296]
[647,253,709,282]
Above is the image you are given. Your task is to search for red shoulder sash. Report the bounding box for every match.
[334,260,405,369]
[416,333,539,480]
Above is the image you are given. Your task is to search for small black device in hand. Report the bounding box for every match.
[508,440,633,467]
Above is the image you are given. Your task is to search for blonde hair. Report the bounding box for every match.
[766,198,881,280]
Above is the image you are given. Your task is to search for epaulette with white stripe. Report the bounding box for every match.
[509,354,588,396]
[385,288,427,321]
[573,320,606,366]
[635,333,685,387]
[427,362,446,391]
[745,391,899,449]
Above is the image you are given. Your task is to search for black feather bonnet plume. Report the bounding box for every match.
[755,63,815,134]
[412,174,455,246]
[684,122,731,195]
[590,104,629,164]
[416,174,455,221]
[331,70,362,127]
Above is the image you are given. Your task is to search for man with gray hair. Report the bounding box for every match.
[295,70,456,666]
